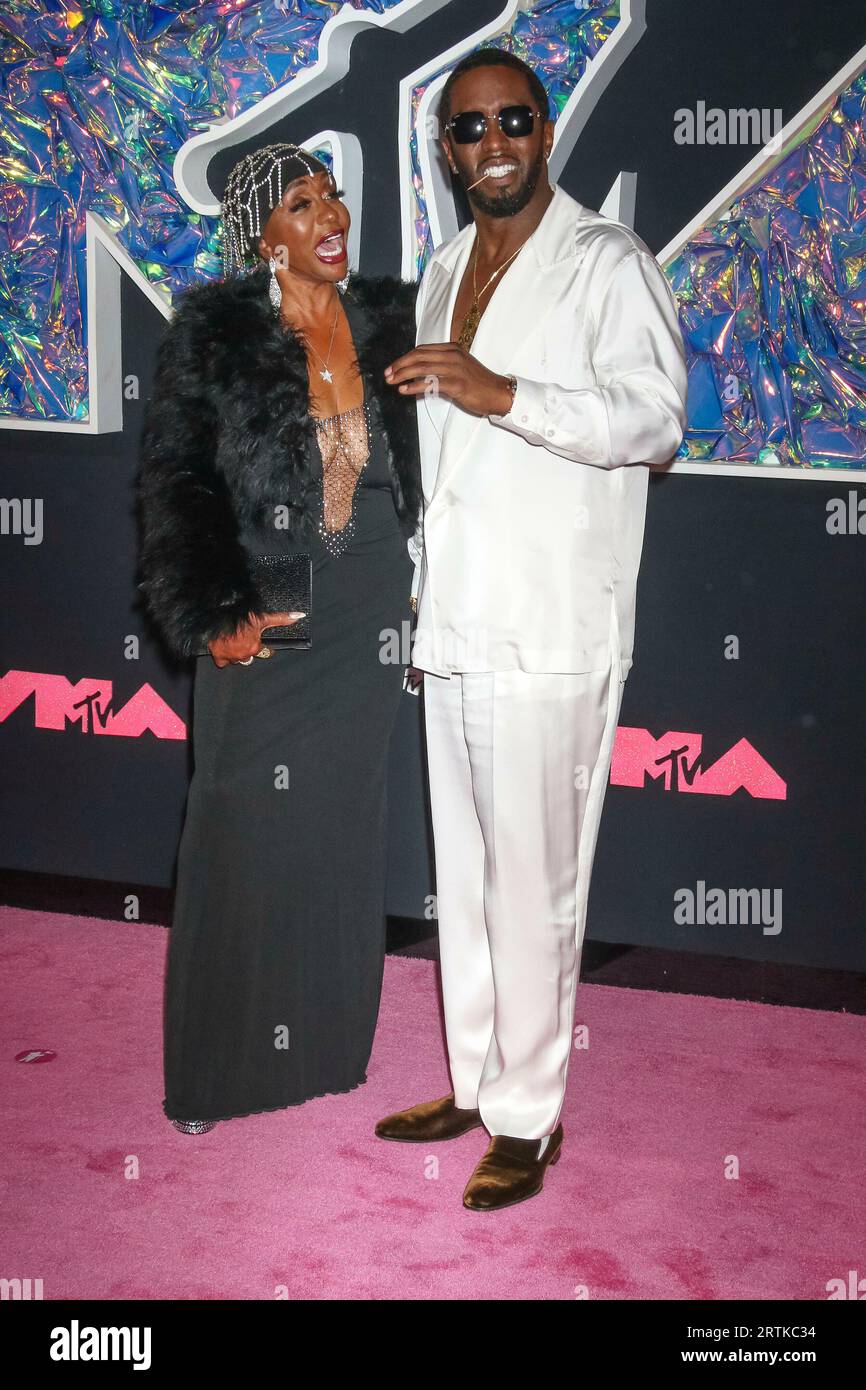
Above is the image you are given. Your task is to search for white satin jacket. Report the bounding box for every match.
[407,183,688,680]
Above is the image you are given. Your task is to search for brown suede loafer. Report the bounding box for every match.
[375,1092,483,1143]
[462,1123,564,1211]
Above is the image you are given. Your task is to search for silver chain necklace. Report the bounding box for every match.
[305,300,340,383]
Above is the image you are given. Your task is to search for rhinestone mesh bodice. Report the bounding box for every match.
[313,400,371,556]
[234,380,396,565]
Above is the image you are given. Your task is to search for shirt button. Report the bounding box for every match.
[546,428,555,437]
[521,413,529,423]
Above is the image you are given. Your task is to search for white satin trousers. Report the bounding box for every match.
[421,643,625,1140]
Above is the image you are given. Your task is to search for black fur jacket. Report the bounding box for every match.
[136,265,421,659]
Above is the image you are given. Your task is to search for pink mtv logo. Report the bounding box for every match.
[611,728,786,799]
[0,671,186,740]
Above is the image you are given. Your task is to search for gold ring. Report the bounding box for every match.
[255,645,272,659]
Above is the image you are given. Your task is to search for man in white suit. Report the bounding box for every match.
[377,48,688,1211]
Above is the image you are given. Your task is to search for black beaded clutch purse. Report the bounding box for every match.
[252,553,311,646]
[195,554,311,655]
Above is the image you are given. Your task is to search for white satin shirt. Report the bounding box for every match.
[408,183,689,679]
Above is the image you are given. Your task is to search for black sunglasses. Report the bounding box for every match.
[444,104,543,145]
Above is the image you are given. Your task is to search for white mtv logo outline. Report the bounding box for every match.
[0,0,646,437]
[1,0,863,487]
[173,0,646,279]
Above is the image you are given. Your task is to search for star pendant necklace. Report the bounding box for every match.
[458,236,529,350]
[306,297,340,383]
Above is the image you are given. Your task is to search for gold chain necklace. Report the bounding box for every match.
[457,238,528,349]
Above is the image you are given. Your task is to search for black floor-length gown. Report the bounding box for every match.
[162,381,412,1123]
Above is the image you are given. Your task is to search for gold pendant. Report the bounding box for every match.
[458,301,481,349]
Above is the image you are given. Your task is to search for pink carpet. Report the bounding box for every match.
[1,903,863,1300]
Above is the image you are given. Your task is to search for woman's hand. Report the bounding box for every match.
[208,611,306,668]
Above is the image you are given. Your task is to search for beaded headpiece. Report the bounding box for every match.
[220,142,329,278]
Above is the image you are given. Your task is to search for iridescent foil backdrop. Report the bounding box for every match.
[0,0,864,468]
[670,71,866,468]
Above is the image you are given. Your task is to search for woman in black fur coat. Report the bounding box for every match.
[137,144,422,1130]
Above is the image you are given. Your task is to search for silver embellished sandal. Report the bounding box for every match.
[169,1118,217,1134]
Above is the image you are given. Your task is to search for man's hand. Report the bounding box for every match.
[385,343,513,418]
[208,611,306,668]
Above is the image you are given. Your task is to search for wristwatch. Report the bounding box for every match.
[503,373,518,411]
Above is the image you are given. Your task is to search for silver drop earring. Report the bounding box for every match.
[336,271,350,294]
[268,256,282,314]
